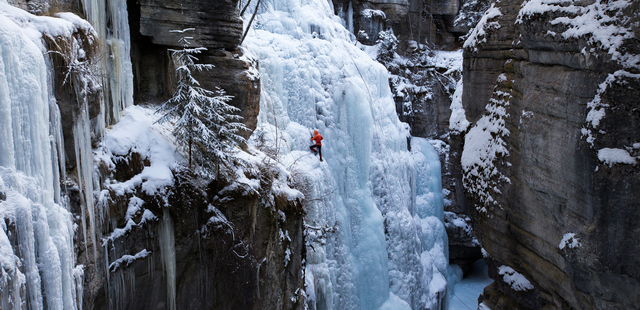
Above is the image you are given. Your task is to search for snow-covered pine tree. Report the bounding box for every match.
[156,28,247,176]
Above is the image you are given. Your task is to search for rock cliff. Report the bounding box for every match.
[454,0,640,308]
[80,149,306,310]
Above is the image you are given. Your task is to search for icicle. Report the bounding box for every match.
[347,1,354,34]
[80,0,134,127]
[158,208,177,310]
[74,101,98,262]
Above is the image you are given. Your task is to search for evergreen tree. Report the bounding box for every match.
[156,28,247,175]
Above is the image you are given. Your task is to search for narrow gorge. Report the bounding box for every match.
[0,0,638,309]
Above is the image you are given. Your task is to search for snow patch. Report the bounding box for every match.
[461,87,511,210]
[597,148,637,166]
[559,233,581,250]
[464,3,503,51]
[449,79,470,133]
[108,249,151,272]
[99,106,178,196]
[498,266,534,291]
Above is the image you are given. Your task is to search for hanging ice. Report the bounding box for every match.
[0,6,83,310]
[80,0,134,127]
[242,0,450,308]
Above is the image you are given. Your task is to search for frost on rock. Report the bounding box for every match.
[461,76,512,212]
[108,249,151,272]
[582,71,640,147]
[498,265,534,291]
[559,233,581,250]
[463,2,503,51]
[517,0,639,69]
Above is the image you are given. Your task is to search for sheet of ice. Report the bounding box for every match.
[448,260,493,310]
[0,8,81,310]
[243,1,449,308]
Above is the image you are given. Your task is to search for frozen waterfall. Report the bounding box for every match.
[0,9,82,310]
[242,0,450,309]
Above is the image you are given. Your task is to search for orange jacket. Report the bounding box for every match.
[311,131,323,146]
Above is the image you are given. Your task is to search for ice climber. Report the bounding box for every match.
[310,130,323,161]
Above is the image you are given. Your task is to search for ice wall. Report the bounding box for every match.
[0,8,82,310]
[242,0,449,308]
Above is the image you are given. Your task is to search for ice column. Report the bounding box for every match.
[159,208,177,310]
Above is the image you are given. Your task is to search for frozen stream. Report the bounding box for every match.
[448,260,493,310]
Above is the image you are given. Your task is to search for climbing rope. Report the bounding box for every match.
[451,289,475,310]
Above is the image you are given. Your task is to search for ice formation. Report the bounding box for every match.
[0,6,82,310]
[242,0,450,308]
[80,0,134,127]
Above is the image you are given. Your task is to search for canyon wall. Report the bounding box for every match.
[454,0,640,308]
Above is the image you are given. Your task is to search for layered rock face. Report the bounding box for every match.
[455,0,640,308]
[130,0,259,134]
[332,0,462,48]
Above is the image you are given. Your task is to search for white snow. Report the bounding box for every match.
[98,106,178,196]
[559,233,581,250]
[461,87,511,209]
[518,0,638,68]
[103,209,157,245]
[597,148,637,166]
[361,9,386,19]
[583,70,640,146]
[108,249,151,272]
[463,3,502,51]
[498,265,534,291]
[125,196,145,221]
[449,79,470,133]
